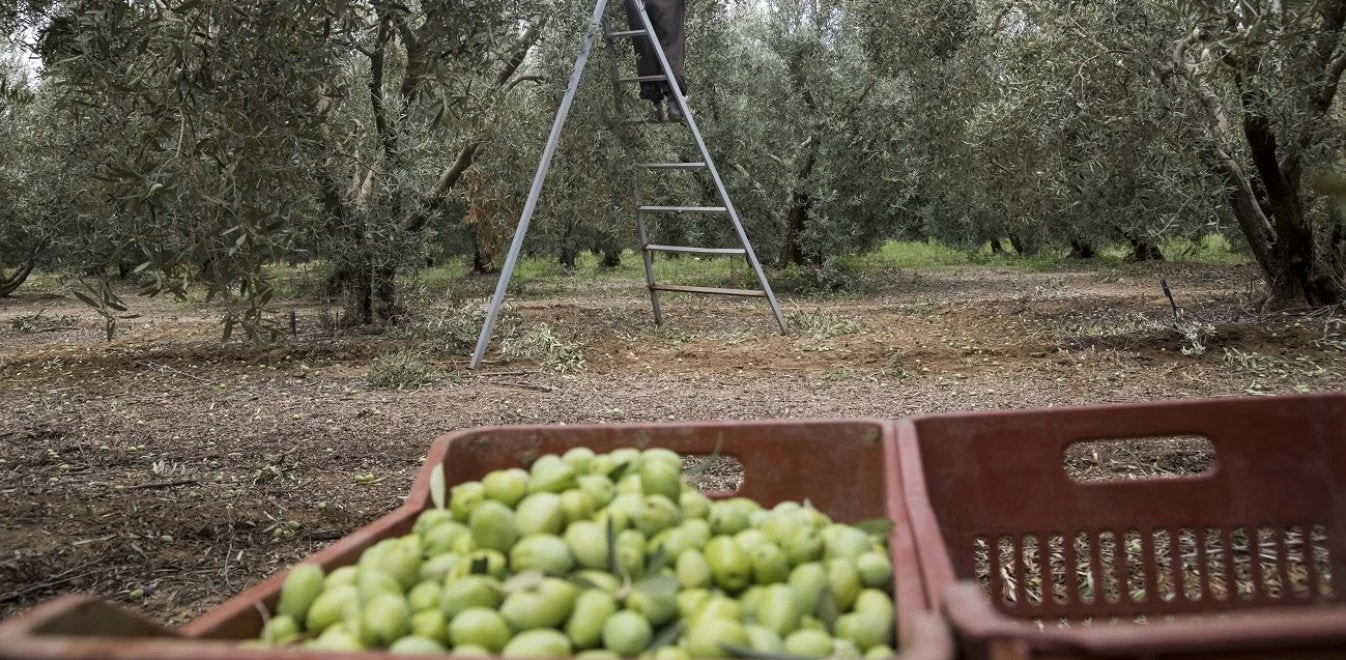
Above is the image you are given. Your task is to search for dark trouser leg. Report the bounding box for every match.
[624,0,687,103]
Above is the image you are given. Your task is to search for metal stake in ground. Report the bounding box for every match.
[470,0,613,370]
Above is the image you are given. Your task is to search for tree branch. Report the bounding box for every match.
[368,16,395,164]
[497,14,548,87]
[402,141,481,233]
[1169,27,1277,268]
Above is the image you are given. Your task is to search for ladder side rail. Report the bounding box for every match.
[470,0,613,369]
[628,0,787,333]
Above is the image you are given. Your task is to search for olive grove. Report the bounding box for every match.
[1,0,1343,335]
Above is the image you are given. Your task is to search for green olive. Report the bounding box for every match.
[563,447,596,474]
[602,610,653,656]
[565,589,618,650]
[482,468,530,508]
[388,635,447,654]
[515,492,565,536]
[704,535,751,593]
[469,500,519,554]
[448,607,511,652]
[509,533,575,575]
[501,628,573,657]
[450,481,486,522]
[438,576,503,620]
[276,564,324,628]
[685,615,749,658]
[784,629,834,657]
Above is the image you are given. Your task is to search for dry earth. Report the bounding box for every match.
[1,261,1343,628]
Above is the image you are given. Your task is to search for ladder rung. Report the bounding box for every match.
[642,162,707,170]
[651,284,767,298]
[637,205,727,214]
[645,244,746,256]
[607,30,647,38]
[617,75,668,83]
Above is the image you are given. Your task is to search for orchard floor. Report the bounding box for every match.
[1,259,1343,627]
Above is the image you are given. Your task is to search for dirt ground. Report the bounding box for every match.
[1,260,1343,628]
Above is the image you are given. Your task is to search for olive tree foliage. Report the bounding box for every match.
[467,0,915,288]
[1158,0,1346,308]
[466,0,644,274]
[853,1,1231,259]
[9,0,540,338]
[0,44,41,296]
[696,0,912,276]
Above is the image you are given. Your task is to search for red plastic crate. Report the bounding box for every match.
[0,419,952,659]
[896,392,1346,659]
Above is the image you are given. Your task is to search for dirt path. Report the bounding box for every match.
[1,261,1342,627]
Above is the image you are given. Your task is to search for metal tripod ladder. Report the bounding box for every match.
[470,0,786,369]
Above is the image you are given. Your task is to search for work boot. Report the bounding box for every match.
[665,98,685,123]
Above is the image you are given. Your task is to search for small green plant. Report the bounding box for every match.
[500,322,585,373]
[367,349,436,390]
[789,306,864,340]
[1174,311,1216,357]
[888,350,907,378]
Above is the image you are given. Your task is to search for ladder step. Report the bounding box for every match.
[617,75,668,83]
[638,205,728,214]
[606,30,647,38]
[645,244,746,256]
[642,162,707,170]
[651,284,767,298]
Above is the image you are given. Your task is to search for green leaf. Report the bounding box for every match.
[645,542,668,574]
[633,574,680,598]
[606,515,622,579]
[502,570,546,593]
[684,434,726,478]
[430,464,446,510]
[649,620,683,650]
[818,589,839,630]
[854,518,896,537]
[71,290,100,310]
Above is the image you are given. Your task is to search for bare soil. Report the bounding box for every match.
[1,261,1343,628]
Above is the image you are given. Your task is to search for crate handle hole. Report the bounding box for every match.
[1063,435,1215,483]
[682,453,745,495]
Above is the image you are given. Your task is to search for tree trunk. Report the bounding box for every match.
[558,245,578,271]
[1168,19,1346,309]
[0,260,35,297]
[601,247,622,269]
[1122,234,1162,262]
[990,239,1005,255]
[1069,240,1097,259]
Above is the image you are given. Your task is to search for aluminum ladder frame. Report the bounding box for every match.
[470,0,786,370]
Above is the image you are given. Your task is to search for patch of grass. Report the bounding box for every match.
[500,322,585,373]
[789,307,864,340]
[845,240,973,269]
[367,349,437,390]
[1160,234,1250,266]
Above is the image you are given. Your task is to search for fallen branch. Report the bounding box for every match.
[495,382,554,392]
[127,479,199,490]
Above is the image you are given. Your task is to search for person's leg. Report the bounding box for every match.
[624,0,664,107]
[642,0,687,102]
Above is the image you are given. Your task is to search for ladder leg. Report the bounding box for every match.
[600,16,628,117]
[471,0,613,369]
[637,212,663,324]
[629,0,788,333]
